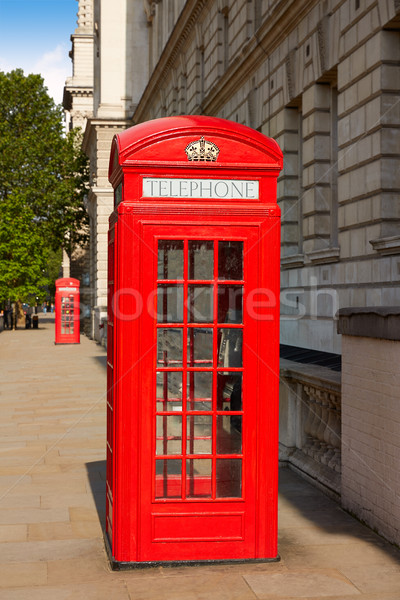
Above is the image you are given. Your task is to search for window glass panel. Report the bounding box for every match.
[114,182,122,207]
[156,415,182,455]
[187,371,213,411]
[158,240,184,280]
[218,241,243,280]
[217,372,242,411]
[217,415,242,454]
[157,328,183,367]
[156,372,182,411]
[186,415,212,455]
[188,285,213,323]
[157,285,183,323]
[216,459,242,498]
[187,328,213,367]
[61,296,74,334]
[186,459,212,498]
[188,240,213,280]
[217,329,242,368]
[218,285,243,323]
[155,459,182,499]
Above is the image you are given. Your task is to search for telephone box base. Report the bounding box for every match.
[104,533,280,571]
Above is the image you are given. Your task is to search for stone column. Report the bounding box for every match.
[302,83,335,258]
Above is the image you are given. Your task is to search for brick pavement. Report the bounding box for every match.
[0,316,400,599]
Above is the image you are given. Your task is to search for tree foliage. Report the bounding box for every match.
[0,69,89,302]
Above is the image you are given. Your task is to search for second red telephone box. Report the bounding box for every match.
[55,277,80,344]
[106,116,282,567]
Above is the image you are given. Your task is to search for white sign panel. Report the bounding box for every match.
[142,178,259,200]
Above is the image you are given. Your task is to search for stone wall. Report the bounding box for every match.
[339,308,400,546]
[132,0,400,355]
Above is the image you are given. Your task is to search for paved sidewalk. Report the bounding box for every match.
[0,317,400,599]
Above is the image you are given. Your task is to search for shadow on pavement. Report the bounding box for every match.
[86,460,107,531]
[92,354,107,369]
[278,467,400,563]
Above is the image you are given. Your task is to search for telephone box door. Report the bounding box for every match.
[137,223,277,561]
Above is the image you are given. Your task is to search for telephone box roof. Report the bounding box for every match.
[55,277,80,287]
[109,115,283,180]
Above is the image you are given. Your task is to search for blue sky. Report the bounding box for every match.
[0,0,78,103]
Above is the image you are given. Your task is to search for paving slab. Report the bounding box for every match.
[1,317,400,599]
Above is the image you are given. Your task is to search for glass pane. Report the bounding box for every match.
[186,415,212,455]
[218,241,243,280]
[188,240,214,280]
[156,372,182,411]
[217,329,242,368]
[217,415,242,454]
[187,328,213,367]
[188,285,213,323]
[186,459,212,498]
[217,373,242,411]
[156,459,182,499]
[156,415,182,455]
[158,240,184,280]
[157,285,183,323]
[157,328,183,367]
[187,371,213,411]
[216,459,242,498]
[218,285,243,324]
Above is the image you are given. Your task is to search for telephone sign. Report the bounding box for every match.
[106,116,282,567]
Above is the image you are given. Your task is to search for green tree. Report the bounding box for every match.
[0,69,89,302]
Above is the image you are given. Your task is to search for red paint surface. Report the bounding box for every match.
[107,116,282,564]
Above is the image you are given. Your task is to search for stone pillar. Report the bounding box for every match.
[302,83,335,258]
[274,106,304,268]
[338,29,400,262]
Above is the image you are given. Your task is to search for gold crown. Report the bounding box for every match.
[185,136,220,162]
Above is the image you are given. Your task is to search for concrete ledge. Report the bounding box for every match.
[280,358,341,391]
[337,306,400,341]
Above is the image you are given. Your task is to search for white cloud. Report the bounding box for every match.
[0,56,14,73]
[0,44,72,105]
[33,44,72,104]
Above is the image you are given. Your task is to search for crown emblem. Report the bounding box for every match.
[185,136,220,162]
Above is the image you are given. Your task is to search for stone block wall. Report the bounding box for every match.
[339,308,400,546]
[131,0,400,355]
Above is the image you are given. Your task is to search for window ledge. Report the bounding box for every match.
[281,253,305,269]
[370,235,400,255]
[307,247,340,265]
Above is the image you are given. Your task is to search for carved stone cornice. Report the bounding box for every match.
[133,0,207,123]
[133,0,320,122]
[202,0,320,115]
[82,118,131,153]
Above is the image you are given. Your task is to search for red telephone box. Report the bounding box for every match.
[106,116,282,567]
[54,277,80,344]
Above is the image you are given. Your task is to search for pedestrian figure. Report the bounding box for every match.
[3,307,10,329]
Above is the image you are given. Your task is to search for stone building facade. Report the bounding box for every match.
[65,0,400,347]
[133,0,400,355]
[64,0,400,541]
[64,0,148,338]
